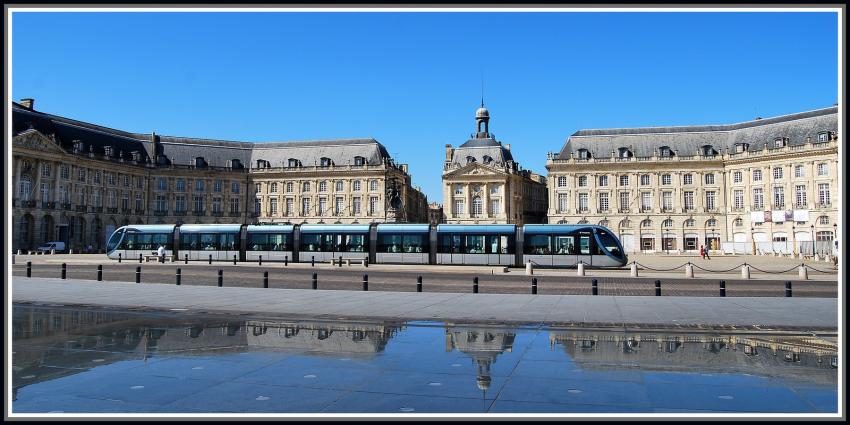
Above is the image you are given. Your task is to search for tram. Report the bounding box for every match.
[106,223,628,268]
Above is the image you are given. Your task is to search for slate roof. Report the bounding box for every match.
[558,106,838,159]
[451,137,514,167]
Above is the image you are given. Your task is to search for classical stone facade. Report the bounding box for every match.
[546,106,839,255]
[442,104,547,225]
[11,99,429,252]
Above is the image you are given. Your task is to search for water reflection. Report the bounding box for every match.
[445,325,515,393]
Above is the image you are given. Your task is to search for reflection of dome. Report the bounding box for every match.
[476,107,489,118]
[476,375,491,390]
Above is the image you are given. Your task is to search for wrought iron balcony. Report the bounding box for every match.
[228,211,241,217]
[107,207,118,214]
[91,206,103,213]
[173,211,187,216]
[193,211,206,217]
[121,208,133,215]
[815,202,832,209]
[212,211,224,217]
[42,201,56,209]
[154,210,168,217]
[75,205,88,212]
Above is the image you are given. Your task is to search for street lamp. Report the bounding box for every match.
[792,225,796,256]
[811,224,816,257]
[833,223,838,256]
[751,227,755,255]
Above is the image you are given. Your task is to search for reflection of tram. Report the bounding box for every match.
[107,223,628,268]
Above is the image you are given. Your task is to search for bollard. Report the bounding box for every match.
[339,256,343,268]
[473,276,479,294]
[218,270,223,287]
[17,249,21,255]
[362,274,368,291]
[69,249,73,255]
[364,258,368,268]
[233,254,237,265]
[526,261,533,276]
[311,256,315,267]
[135,266,141,283]
[592,278,598,296]
[741,264,750,279]
[312,272,318,289]
[630,262,638,277]
[12,254,15,265]
[26,261,32,277]
[97,265,102,281]
[51,249,55,255]
[118,253,122,263]
[263,271,268,288]
[532,277,538,295]
[417,275,422,292]
[798,265,808,280]
[209,254,212,265]
[259,255,262,266]
[685,263,694,278]
[61,263,67,279]
[719,280,726,297]
[577,262,585,277]
[176,268,182,285]
[139,253,143,263]
[185,254,189,264]
[655,280,661,296]
[284,256,288,266]
[785,281,792,297]
[161,253,165,264]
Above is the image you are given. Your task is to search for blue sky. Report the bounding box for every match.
[11,11,839,201]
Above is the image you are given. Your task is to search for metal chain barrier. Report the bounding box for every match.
[746,264,805,274]
[633,262,688,272]
[689,263,745,273]
[806,264,838,274]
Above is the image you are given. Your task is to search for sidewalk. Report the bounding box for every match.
[12,277,838,330]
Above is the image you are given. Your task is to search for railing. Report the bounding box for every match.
[618,209,631,213]
[212,211,224,217]
[121,209,133,215]
[815,203,832,209]
[193,211,206,217]
[42,201,56,209]
[661,208,674,213]
[135,209,145,215]
[91,206,103,213]
[173,211,188,216]
[75,205,88,212]
[751,205,764,211]
[107,207,118,214]
[228,212,241,217]
[154,210,168,216]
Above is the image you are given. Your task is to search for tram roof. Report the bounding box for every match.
[523,224,606,233]
[436,224,516,234]
[179,224,242,233]
[121,224,175,233]
[299,224,371,233]
[246,225,295,233]
[376,224,430,233]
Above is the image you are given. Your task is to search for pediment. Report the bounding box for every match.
[13,130,67,155]
[444,163,506,178]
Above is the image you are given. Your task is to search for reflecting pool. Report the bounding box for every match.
[12,304,838,414]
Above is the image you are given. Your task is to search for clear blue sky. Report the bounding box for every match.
[11,11,839,201]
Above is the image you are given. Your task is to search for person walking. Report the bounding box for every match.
[704,244,711,260]
[700,245,706,260]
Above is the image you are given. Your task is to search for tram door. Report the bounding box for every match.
[553,235,576,267]
[577,233,593,267]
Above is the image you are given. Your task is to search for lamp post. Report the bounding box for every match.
[811,224,816,257]
[751,227,755,255]
[792,225,796,256]
[833,223,838,257]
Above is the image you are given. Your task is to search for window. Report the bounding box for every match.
[640,192,652,212]
[19,175,32,200]
[370,180,379,191]
[466,156,476,164]
[121,191,129,210]
[753,169,762,182]
[471,196,483,216]
[795,185,807,208]
[122,175,129,187]
[212,197,222,213]
[662,219,673,228]
[93,190,102,207]
[454,184,463,194]
[353,197,362,215]
[320,157,333,167]
[193,196,204,212]
[319,181,327,192]
[598,175,608,187]
[60,165,69,180]
[94,171,101,184]
[619,192,629,211]
[641,219,652,228]
[232,181,240,193]
[599,192,609,212]
[269,198,278,215]
[369,196,379,215]
[773,138,786,148]
[773,167,783,180]
[557,176,567,187]
[578,176,588,187]
[175,195,187,212]
[302,182,311,192]
[472,184,482,193]
[683,174,693,185]
[685,219,695,227]
[335,180,344,191]
[733,171,742,183]
[558,194,569,212]
[195,180,205,191]
[155,195,167,212]
[818,132,829,142]
[255,183,261,194]
[270,183,278,193]
[618,147,632,158]
[706,219,717,228]
[734,190,744,210]
[619,175,629,186]
[705,191,716,210]
[794,165,804,178]
[288,158,301,168]
[489,199,500,215]
[735,143,749,153]
[817,163,828,176]
[176,179,185,191]
[108,173,116,186]
[354,156,366,166]
[318,198,327,215]
[285,198,293,216]
[230,197,240,214]
[773,186,785,209]
[214,180,223,192]
[753,188,764,210]
[302,198,311,215]
[335,197,344,215]
[734,218,743,227]
[353,180,361,191]
[640,175,650,186]
[577,149,590,159]
[578,193,589,212]
[42,164,51,177]
[490,185,500,194]
[701,145,718,156]
[661,174,671,185]
[78,168,86,182]
[683,191,694,211]
[659,146,673,157]
[108,190,117,208]
[58,185,69,203]
[662,191,672,211]
[41,183,50,202]
[818,183,830,206]
[819,216,830,225]
[704,173,715,184]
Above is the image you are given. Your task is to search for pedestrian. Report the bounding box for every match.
[705,245,711,260]
[699,245,705,260]
[157,245,166,263]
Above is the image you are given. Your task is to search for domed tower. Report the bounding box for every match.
[475,102,490,139]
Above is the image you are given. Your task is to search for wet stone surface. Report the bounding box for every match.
[12,304,838,414]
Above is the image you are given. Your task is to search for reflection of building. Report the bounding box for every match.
[445,326,515,392]
[442,104,547,224]
[546,106,838,255]
[12,99,428,252]
[245,321,398,356]
[550,330,837,386]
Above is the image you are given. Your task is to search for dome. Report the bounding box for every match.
[476,107,489,118]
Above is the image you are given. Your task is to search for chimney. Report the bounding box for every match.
[505,144,511,151]
[445,144,454,162]
[20,98,34,109]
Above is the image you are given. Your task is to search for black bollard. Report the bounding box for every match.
[61,263,67,279]
[161,253,165,264]
[339,256,343,268]
[139,253,143,263]
[532,277,538,295]
[97,264,102,281]
[592,279,598,296]
[655,280,661,296]
[363,274,368,291]
[364,258,368,268]
[118,253,122,263]
[26,261,31,277]
[417,275,422,293]
[311,256,315,267]
[209,254,212,265]
[185,254,188,264]
[176,268,182,285]
[12,254,15,265]
[785,281,792,297]
[720,280,726,297]
[135,266,141,283]
[312,272,317,290]
[218,270,223,287]
[259,255,262,266]
[284,256,288,266]
[473,276,479,294]
[263,271,268,288]
[233,254,237,265]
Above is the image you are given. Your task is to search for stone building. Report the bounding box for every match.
[427,202,444,225]
[546,106,839,255]
[11,99,429,252]
[442,103,547,225]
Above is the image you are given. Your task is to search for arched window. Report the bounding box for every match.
[706,219,717,228]
[734,218,744,227]
[577,218,588,224]
[482,155,493,164]
[466,156,476,164]
[685,219,695,227]
[619,219,631,228]
[662,219,673,228]
[618,147,633,158]
[18,215,32,249]
[320,157,333,167]
[659,146,674,157]
[471,196,482,217]
[819,216,830,225]
[701,145,718,156]
[598,219,609,227]
[641,219,653,228]
[194,157,208,168]
[19,175,32,201]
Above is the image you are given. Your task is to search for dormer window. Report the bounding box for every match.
[466,156,476,164]
[72,140,84,154]
[104,146,113,157]
[353,156,366,166]
[577,149,591,160]
[230,159,243,170]
[131,151,141,162]
[659,146,673,158]
[195,157,208,168]
[482,155,493,164]
[700,145,718,156]
[773,137,787,149]
[817,132,830,143]
[618,147,633,158]
[320,157,333,167]
[735,143,749,153]
[287,158,301,168]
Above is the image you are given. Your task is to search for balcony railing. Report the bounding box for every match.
[121,208,133,215]
[228,211,241,217]
[815,202,832,209]
[91,206,103,213]
[75,205,88,212]
[42,201,56,209]
[135,209,145,215]
[193,211,206,217]
[212,211,224,217]
[751,205,764,211]
[154,210,168,216]
[107,207,118,214]
[661,207,674,213]
[61,202,72,210]
[618,208,631,213]
[173,211,188,216]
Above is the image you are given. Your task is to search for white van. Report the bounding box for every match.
[36,242,66,253]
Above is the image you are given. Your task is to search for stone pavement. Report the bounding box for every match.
[12,277,838,330]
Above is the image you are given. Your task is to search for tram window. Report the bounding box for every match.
[596,230,622,257]
[379,234,403,253]
[554,236,575,255]
[579,236,591,255]
[152,233,172,250]
[464,235,485,254]
[439,234,462,253]
[180,233,197,250]
[302,234,322,251]
[525,234,551,255]
[486,235,512,254]
[403,234,426,253]
[249,234,291,251]
[217,233,236,250]
[321,234,334,251]
[341,234,366,252]
[200,234,218,250]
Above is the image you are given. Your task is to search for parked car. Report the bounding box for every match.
[36,242,66,253]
